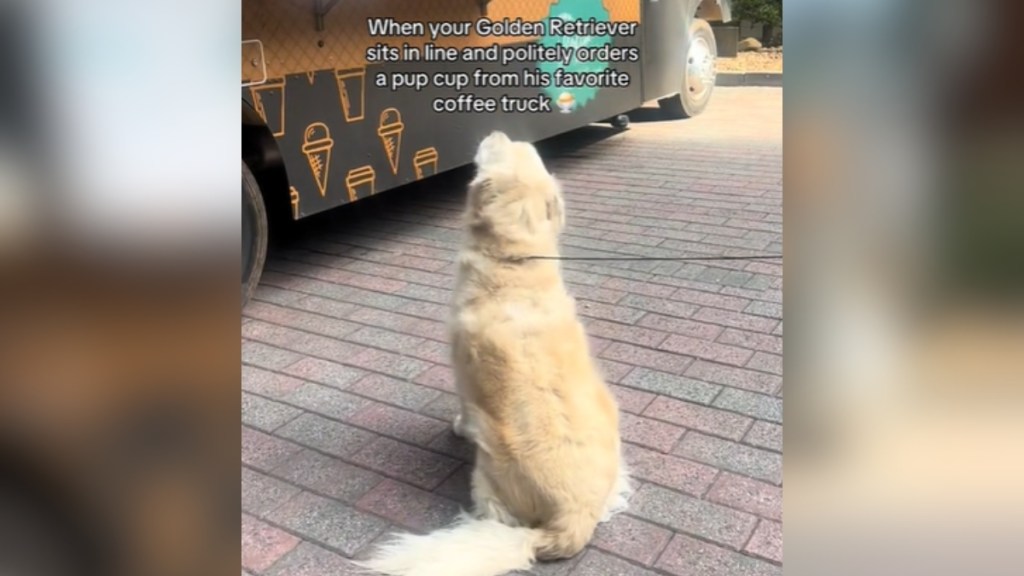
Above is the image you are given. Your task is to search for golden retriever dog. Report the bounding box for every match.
[358,132,630,576]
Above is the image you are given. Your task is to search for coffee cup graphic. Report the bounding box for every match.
[413,147,439,180]
[249,77,287,136]
[345,166,376,201]
[335,68,366,123]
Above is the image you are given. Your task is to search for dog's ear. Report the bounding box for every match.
[474,131,511,169]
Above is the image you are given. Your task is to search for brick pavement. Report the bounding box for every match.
[242,87,783,576]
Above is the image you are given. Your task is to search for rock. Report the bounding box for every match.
[738,37,762,52]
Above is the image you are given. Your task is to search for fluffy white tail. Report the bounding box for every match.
[356,513,541,576]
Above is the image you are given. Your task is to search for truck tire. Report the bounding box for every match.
[242,161,268,308]
[659,18,717,119]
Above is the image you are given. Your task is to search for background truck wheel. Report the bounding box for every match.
[242,161,268,308]
[659,18,717,119]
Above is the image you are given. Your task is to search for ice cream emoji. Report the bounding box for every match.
[345,166,376,202]
[556,91,576,113]
[377,108,404,175]
[302,122,333,197]
[413,147,439,180]
[335,68,366,122]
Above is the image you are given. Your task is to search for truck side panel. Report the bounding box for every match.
[242,0,645,220]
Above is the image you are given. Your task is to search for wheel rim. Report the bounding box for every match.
[685,34,716,102]
[242,187,254,285]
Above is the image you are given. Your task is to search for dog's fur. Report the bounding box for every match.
[358,132,630,576]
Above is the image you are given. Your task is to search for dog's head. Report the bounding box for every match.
[465,131,566,242]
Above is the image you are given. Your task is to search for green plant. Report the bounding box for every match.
[731,0,783,46]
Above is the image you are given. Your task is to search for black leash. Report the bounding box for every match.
[508,254,782,263]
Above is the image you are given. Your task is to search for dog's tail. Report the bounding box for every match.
[356,511,593,576]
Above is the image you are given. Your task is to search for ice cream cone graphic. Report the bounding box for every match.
[302,122,333,197]
[335,68,366,122]
[377,108,404,175]
[413,147,439,180]
[345,166,376,202]
[249,77,286,137]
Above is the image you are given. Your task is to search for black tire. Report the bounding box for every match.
[659,18,717,119]
[242,161,268,308]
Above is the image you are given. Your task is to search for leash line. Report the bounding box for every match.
[513,254,783,262]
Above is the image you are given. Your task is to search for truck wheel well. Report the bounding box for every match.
[242,102,291,228]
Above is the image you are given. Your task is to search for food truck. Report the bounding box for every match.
[242,0,733,304]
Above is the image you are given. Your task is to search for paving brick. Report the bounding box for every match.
[345,326,425,353]
[570,549,661,576]
[282,357,366,390]
[275,413,377,458]
[281,382,371,420]
[622,443,718,497]
[413,364,455,391]
[674,432,782,485]
[707,473,782,521]
[241,514,300,572]
[600,276,677,298]
[746,352,782,376]
[242,426,303,471]
[597,358,635,383]
[744,421,783,452]
[271,491,389,557]
[609,385,655,414]
[684,360,781,395]
[264,541,363,576]
[395,299,448,320]
[577,300,647,324]
[432,463,473,509]
[242,467,300,519]
[655,533,781,576]
[617,294,700,320]
[744,301,782,319]
[692,307,778,334]
[347,347,433,380]
[583,319,669,348]
[242,366,304,398]
[348,401,448,446]
[668,288,749,312]
[643,397,751,441]
[592,514,672,566]
[253,284,307,305]
[242,393,303,432]
[659,334,754,367]
[716,328,783,355]
[600,342,693,375]
[628,484,757,550]
[403,338,452,365]
[289,295,360,320]
[270,449,383,504]
[350,437,461,490]
[244,321,365,362]
[713,388,783,423]
[621,367,720,404]
[355,479,461,532]
[620,413,686,453]
[427,428,476,462]
[347,306,448,341]
[242,341,304,370]
[244,301,362,339]
[419,392,461,422]
[636,313,724,342]
[347,373,441,410]
[745,520,783,563]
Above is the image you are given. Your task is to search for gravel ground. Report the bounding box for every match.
[717,51,783,73]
